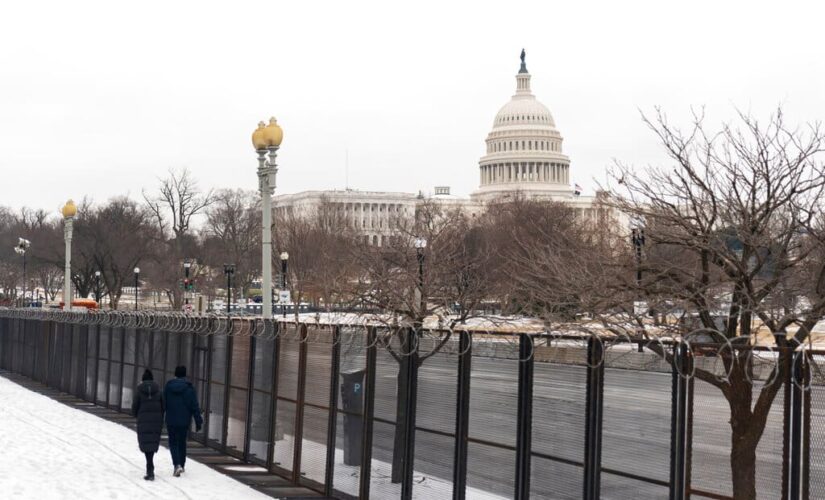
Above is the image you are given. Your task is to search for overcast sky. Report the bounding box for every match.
[1,0,823,213]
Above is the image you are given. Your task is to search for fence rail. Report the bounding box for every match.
[0,308,821,499]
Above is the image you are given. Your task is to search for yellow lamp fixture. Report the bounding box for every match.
[61,199,77,218]
[262,117,283,148]
[252,121,268,150]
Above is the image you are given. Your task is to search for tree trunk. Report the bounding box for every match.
[730,420,758,500]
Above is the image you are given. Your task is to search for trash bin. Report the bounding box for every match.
[340,369,365,466]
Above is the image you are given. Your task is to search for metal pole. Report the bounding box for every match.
[243,334,257,462]
[259,149,275,320]
[359,326,377,500]
[453,330,472,500]
[324,325,341,496]
[583,336,604,500]
[292,324,308,484]
[134,273,138,311]
[514,333,534,500]
[400,326,420,500]
[266,322,281,470]
[282,258,287,319]
[669,342,690,500]
[788,350,805,499]
[22,252,26,307]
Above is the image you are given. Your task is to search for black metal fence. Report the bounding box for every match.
[0,309,820,499]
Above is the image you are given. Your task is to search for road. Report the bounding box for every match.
[220,339,825,499]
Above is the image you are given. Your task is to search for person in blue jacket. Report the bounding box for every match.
[163,365,203,477]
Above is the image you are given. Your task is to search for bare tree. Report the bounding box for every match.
[273,197,357,315]
[144,168,213,309]
[83,197,156,309]
[202,188,261,300]
[596,108,825,499]
[346,199,497,482]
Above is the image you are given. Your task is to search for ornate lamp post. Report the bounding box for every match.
[280,251,289,318]
[414,237,427,318]
[61,200,77,310]
[13,237,30,307]
[252,117,283,319]
[133,267,140,311]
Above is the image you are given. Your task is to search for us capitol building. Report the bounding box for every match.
[274,52,603,246]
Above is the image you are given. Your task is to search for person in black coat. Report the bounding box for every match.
[164,365,203,477]
[132,369,164,481]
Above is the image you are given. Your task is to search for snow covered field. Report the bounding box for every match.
[0,376,270,500]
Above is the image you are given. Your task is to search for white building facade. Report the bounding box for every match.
[274,53,601,242]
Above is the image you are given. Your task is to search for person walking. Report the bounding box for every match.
[164,365,203,477]
[132,369,164,481]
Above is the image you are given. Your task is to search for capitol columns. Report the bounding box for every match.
[252,117,283,319]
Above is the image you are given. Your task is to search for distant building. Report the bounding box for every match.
[274,53,604,244]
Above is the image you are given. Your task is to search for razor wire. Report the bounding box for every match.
[0,307,819,381]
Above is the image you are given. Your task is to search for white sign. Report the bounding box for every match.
[279,290,291,304]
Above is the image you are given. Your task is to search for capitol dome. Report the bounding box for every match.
[472,51,573,202]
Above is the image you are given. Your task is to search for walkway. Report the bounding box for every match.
[0,370,328,499]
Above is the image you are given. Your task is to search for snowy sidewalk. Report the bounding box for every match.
[0,374,279,500]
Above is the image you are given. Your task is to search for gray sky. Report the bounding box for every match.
[1,0,824,212]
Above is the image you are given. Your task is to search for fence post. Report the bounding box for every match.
[324,325,342,496]
[453,330,472,500]
[203,331,214,445]
[788,349,806,500]
[222,322,234,453]
[669,341,690,500]
[515,333,535,500]
[359,326,377,499]
[266,321,281,471]
[292,323,309,483]
[92,324,100,405]
[583,336,604,500]
[243,333,257,462]
[400,326,421,500]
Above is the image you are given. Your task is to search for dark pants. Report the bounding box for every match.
[167,426,188,468]
[144,452,154,474]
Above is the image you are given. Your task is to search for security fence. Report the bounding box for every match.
[0,308,821,500]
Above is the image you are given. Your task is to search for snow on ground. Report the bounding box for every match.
[0,377,270,500]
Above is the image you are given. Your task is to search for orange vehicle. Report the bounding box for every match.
[59,299,98,310]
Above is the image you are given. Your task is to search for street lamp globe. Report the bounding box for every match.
[134,267,140,275]
[61,199,77,219]
[263,117,283,148]
[414,237,427,249]
[280,251,289,261]
[95,271,101,277]
[251,121,268,151]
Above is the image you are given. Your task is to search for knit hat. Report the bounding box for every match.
[174,365,187,378]
[142,369,153,381]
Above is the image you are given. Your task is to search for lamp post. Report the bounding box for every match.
[184,260,192,310]
[95,271,102,308]
[631,221,646,351]
[280,251,289,318]
[133,267,140,311]
[224,264,235,316]
[61,200,77,310]
[13,238,30,307]
[413,238,427,319]
[252,117,283,319]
